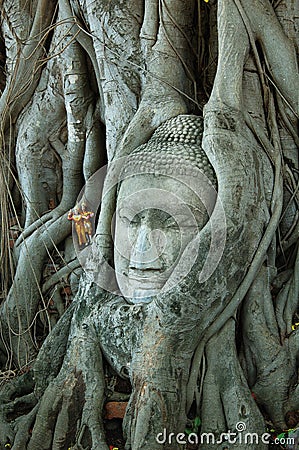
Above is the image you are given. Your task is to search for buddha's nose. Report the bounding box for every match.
[129,223,162,271]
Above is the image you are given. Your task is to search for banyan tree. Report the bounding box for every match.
[0,0,298,449]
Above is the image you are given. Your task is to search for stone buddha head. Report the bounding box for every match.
[114,115,217,304]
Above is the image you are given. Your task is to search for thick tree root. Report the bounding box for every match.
[0,371,36,448]
[23,290,109,449]
[200,320,267,450]
[242,266,298,428]
[12,404,38,450]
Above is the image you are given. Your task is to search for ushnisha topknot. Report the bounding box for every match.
[119,115,217,187]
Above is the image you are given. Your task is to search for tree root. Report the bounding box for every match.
[0,213,71,367]
[42,258,81,293]
[12,403,38,450]
[242,266,298,428]
[21,291,110,449]
[14,212,55,249]
[200,319,267,450]
[276,245,299,336]
[186,106,283,412]
[0,0,58,130]
[27,365,108,450]
[0,371,36,448]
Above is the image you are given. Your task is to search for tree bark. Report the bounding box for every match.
[0,0,298,449]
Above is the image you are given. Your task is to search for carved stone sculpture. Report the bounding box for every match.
[78,114,220,449]
[1,1,298,448]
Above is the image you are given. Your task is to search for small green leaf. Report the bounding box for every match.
[194,416,201,428]
[277,432,286,440]
[185,428,192,435]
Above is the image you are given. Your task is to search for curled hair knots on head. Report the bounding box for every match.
[119,115,216,187]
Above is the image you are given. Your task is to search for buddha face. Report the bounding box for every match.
[114,173,213,304]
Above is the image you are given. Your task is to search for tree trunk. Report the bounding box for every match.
[0,0,298,449]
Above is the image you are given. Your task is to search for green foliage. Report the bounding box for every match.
[185,416,201,435]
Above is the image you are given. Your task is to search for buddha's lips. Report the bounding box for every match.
[127,272,166,288]
[128,279,164,290]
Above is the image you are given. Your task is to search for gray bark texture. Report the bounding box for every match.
[0,0,298,449]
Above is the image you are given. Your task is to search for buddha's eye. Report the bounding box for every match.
[166,214,198,230]
[118,213,130,224]
[118,207,137,225]
[129,217,139,226]
[163,217,179,229]
[119,216,139,227]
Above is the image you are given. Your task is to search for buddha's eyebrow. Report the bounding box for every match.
[117,204,137,216]
[175,203,204,215]
[116,201,204,217]
[117,196,136,208]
